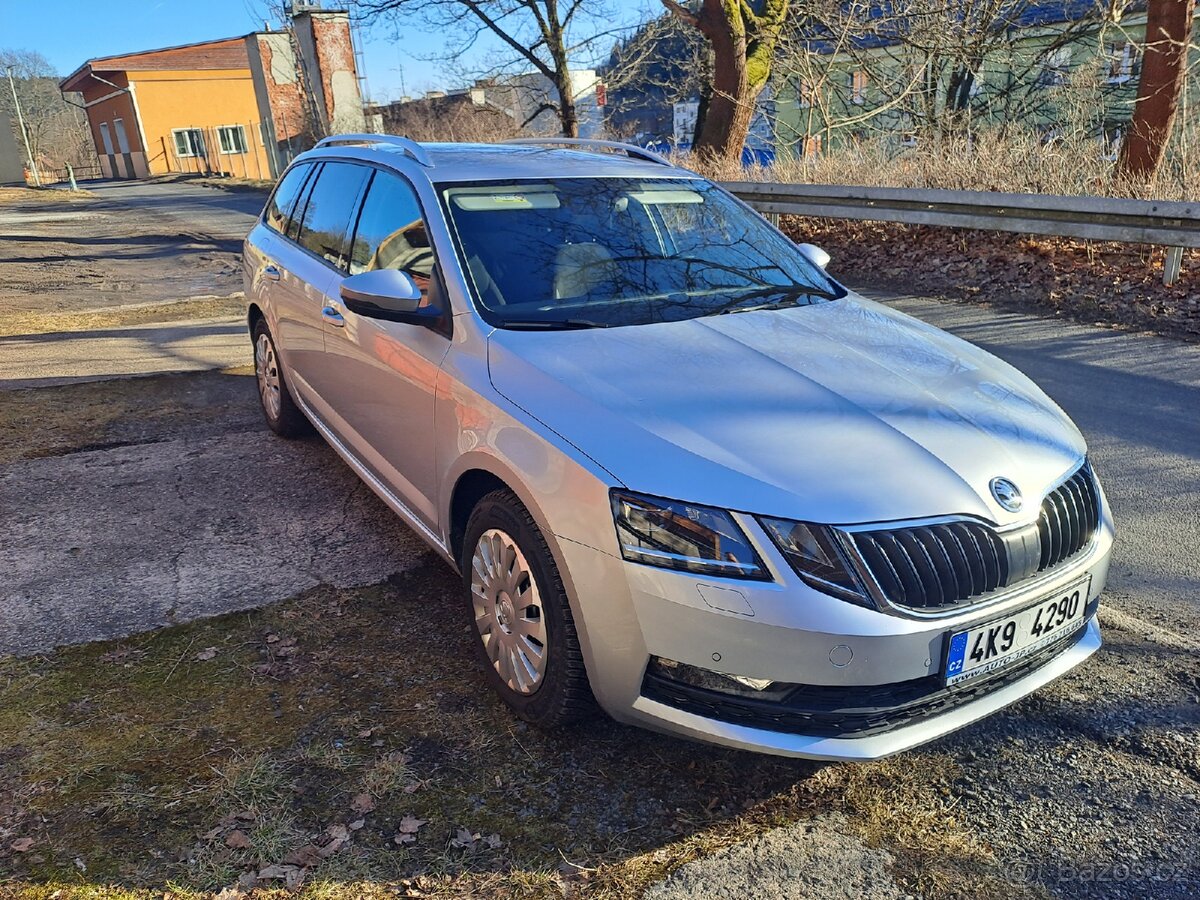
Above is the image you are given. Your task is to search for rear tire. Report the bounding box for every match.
[252,318,311,438]
[461,489,597,727]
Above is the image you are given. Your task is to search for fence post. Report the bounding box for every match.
[1164,246,1184,286]
[66,164,77,191]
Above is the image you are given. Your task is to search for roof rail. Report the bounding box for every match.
[502,137,674,167]
[313,133,433,167]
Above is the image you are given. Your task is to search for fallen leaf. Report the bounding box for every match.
[394,833,416,845]
[451,827,478,849]
[257,863,304,889]
[484,833,502,849]
[201,825,225,841]
[265,634,281,644]
[10,838,34,853]
[195,647,218,661]
[397,815,426,835]
[319,823,351,857]
[283,844,323,868]
[350,792,375,814]
[348,819,366,831]
[225,830,252,850]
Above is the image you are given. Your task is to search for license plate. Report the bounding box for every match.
[943,576,1091,686]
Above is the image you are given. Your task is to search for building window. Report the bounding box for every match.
[217,125,248,155]
[850,70,868,105]
[1037,46,1073,88]
[173,128,206,158]
[1106,42,1138,84]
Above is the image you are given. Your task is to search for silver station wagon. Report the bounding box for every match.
[243,135,1114,760]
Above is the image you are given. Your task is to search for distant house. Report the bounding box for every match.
[376,71,604,142]
[772,0,1200,159]
[59,8,365,180]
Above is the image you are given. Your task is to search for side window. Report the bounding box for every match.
[264,163,312,235]
[295,163,370,270]
[349,172,435,295]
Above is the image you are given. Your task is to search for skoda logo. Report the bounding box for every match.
[990,477,1023,512]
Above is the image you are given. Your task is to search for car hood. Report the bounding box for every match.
[486,295,1086,526]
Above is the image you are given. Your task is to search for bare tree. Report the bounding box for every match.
[354,0,619,136]
[1119,0,1196,179]
[379,91,522,140]
[1,48,92,174]
[662,0,789,161]
[602,12,709,143]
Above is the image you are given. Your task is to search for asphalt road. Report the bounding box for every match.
[85,178,264,239]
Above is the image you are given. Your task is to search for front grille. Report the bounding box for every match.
[847,463,1099,613]
[642,609,1094,738]
[1037,465,1100,571]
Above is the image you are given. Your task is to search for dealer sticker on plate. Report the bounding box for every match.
[944,575,1091,686]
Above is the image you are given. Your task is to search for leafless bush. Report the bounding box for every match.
[686,119,1199,200]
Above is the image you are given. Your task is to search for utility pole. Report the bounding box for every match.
[6,64,41,187]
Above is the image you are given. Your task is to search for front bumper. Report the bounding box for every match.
[556,507,1113,760]
[631,617,1100,760]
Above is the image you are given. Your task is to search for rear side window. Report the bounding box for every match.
[295,163,370,270]
[264,163,312,234]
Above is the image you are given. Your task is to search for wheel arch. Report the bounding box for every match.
[247,302,265,336]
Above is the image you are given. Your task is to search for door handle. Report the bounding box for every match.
[322,305,345,327]
[262,264,281,281]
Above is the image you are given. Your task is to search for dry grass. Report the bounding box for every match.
[0,568,1035,900]
[0,186,92,204]
[0,295,246,339]
[687,126,1199,201]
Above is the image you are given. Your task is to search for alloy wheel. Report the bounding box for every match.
[255,332,282,421]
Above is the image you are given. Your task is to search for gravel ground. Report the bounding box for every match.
[647,815,907,899]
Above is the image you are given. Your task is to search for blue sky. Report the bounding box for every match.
[4,0,649,102]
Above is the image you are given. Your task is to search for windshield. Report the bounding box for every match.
[440,177,845,329]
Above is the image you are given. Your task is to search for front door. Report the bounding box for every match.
[312,167,451,531]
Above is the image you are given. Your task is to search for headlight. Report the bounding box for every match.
[758,518,869,604]
[611,491,768,580]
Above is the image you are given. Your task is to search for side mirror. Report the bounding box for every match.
[796,243,831,270]
[340,269,440,325]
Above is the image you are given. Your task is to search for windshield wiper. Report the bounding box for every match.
[501,318,612,330]
[709,284,841,317]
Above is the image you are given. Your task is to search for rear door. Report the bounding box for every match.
[308,166,451,529]
[246,161,313,349]
[271,161,369,403]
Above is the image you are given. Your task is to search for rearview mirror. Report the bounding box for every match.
[340,269,440,325]
[796,243,831,270]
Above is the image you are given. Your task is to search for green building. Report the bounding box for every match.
[772,0,1199,159]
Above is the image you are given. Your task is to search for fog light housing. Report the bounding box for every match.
[647,657,791,701]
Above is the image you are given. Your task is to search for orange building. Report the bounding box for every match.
[60,9,365,180]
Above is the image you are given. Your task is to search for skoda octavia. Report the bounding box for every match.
[243,136,1113,759]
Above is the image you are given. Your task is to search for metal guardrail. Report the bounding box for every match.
[721,182,1198,284]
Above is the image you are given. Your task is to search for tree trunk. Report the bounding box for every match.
[1118,0,1195,180]
[664,0,787,164]
[553,73,580,137]
[695,1,753,161]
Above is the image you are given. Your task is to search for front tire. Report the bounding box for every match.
[252,318,310,438]
[461,489,597,727]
